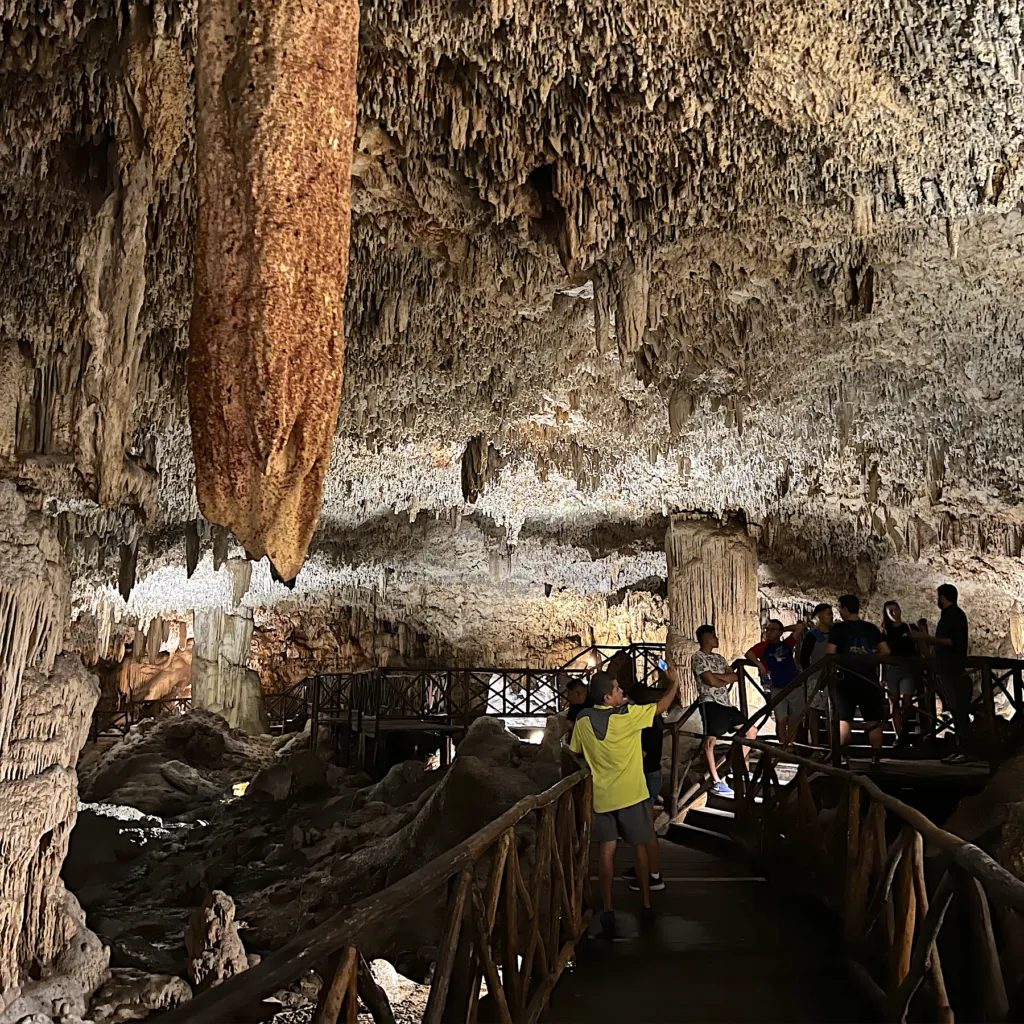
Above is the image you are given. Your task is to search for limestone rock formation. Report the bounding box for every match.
[88,969,192,1022]
[78,710,278,816]
[0,890,108,1024]
[666,516,760,696]
[188,0,360,581]
[65,717,560,982]
[184,891,248,993]
[0,484,101,1009]
[191,609,268,735]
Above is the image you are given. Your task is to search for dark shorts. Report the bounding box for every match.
[700,702,745,737]
[593,800,653,845]
[644,769,662,810]
[835,676,887,724]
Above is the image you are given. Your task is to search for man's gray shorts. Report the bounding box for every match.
[772,686,807,721]
[593,800,653,845]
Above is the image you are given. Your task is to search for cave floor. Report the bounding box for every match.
[543,837,873,1023]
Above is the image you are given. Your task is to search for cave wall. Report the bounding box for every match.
[0,484,99,1002]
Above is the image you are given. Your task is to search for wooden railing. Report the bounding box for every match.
[89,696,192,741]
[158,767,593,1023]
[559,642,666,686]
[732,737,1024,1023]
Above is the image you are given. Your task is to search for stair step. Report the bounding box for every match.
[667,820,736,854]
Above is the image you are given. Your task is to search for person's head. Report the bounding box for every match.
[763,618,785,642]
[566,677,588,706]
[937,584,958,609]
[838,594,860,620]
[812,603,833,629]
[883,600,903,629]
[588,671,625,707]
[696,624,718,651]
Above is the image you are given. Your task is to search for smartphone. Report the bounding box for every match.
[657,658,668,672]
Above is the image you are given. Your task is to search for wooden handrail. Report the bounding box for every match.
[731,735,1023,1021]
[740,736,1024,914]
[158,767,590,1023]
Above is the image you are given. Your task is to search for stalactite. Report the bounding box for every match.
[191,608,267,734]
[188,0,360,581]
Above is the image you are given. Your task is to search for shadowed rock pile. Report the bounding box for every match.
[59,715,563,1020]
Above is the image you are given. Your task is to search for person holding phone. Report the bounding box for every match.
[568,667,681,936]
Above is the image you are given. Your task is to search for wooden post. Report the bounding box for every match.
[502,831,522,1017]
[962,871,1010,1021]
[888,830,917,995]
[829,665,843,767]
[309,675,321,753]
[470,886,513,1024]
[668,724,681,820]
[737,662,750,720]
[980,660,997,767]
[847,800,879,947]
[313,945,357,1024]
[357,953,397,1024]
[909,838,952,1023]
[844,783,862,940]
[422,869,472,1024]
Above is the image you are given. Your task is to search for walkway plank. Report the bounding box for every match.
[543,840,871,1023]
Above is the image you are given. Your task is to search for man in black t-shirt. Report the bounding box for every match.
[914,584,970,739]
[826,594,890,764]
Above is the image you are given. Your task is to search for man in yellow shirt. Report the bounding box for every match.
[570,667,681,935]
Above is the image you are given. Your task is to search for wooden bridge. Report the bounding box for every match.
[155,725,1024,1024]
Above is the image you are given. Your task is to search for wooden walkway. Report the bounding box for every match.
[543,837,872,1023]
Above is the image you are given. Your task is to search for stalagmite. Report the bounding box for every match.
[665,516,760,702]
[188,0,360,582]
[191,609,268,735]
[0,483,102,1006]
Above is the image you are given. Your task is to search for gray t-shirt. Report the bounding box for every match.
[691,651,735,707]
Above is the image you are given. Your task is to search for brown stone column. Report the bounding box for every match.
[188,0,360,581]
[665,516,760,704]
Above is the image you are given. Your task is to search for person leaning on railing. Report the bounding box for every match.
[692,624,759,797]
[825,594,890,768]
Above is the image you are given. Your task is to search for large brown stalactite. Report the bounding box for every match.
[188,0,360,582]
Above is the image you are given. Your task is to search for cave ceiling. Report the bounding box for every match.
[3,0,1024,641]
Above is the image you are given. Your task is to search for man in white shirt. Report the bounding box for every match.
[691,624,758,796]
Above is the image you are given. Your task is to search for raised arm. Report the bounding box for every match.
[656,666,681,715]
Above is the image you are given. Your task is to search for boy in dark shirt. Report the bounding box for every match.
[826,594,890,765]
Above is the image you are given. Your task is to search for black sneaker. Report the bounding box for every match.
[628,873,665,892]
[622,866,637,879]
